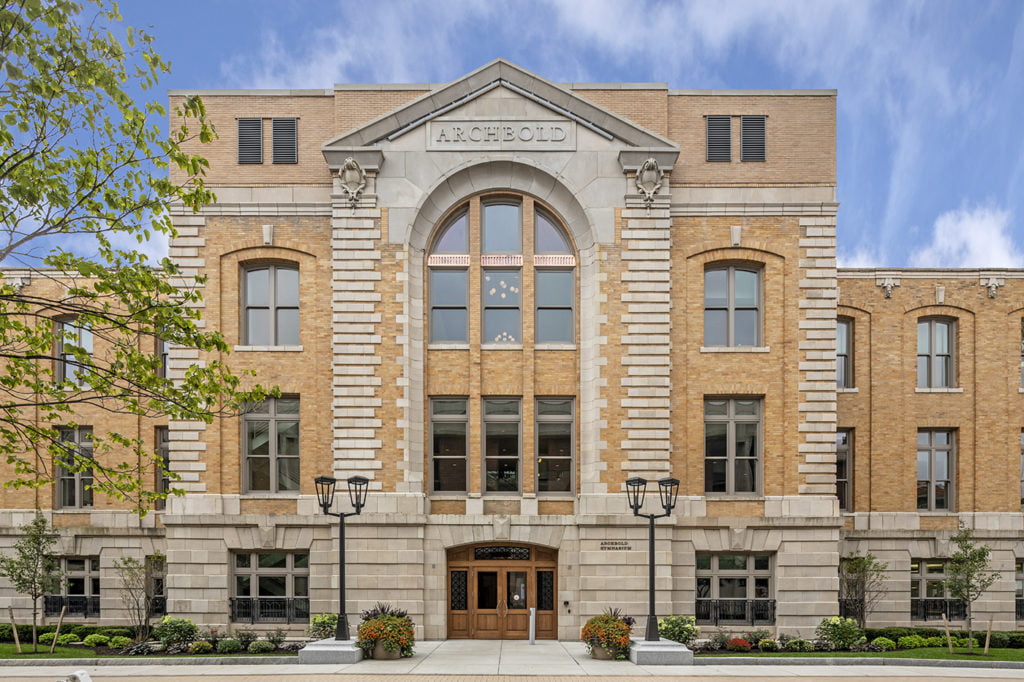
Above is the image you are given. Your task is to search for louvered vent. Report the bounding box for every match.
[237,118,263,164]
[272,118,298,164]
[741,115,766,162]
[706,115,731,162]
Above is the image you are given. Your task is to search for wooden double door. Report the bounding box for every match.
[447,544,557,639]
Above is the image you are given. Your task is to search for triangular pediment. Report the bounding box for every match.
[322,58,677,164]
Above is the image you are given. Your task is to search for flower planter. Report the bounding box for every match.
[590,646,615,660]
[372,641,402,660]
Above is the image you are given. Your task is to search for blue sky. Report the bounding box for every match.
[119,0,1024,268]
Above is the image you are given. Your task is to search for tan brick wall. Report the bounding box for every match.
[837,273,1024,513]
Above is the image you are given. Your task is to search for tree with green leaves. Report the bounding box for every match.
[839,551,888,627]
[114,553,162,642]
[0,0,272,513]
[0,513,61,651]
[947,524,999,653]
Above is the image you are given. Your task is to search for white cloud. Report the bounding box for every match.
[837,247,882,269]
[909,204,1023,268]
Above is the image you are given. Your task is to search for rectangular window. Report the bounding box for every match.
[836,429,852,512]
[56,319,93,386]
[1020,430,1024,512]
[157,335,170,379]
[837,317,853,388]
[429,269,468,343]
[243,264,299,346]
[45,557,100,617]
[271,117,298,164]
[917,429,954,511]
[244,396,300,493]
[155,426,170,511]
[484,398,520,493]
[482,202,521,253]
[237,118,263,164]
[57,427,93,509]
[704,398,760,494]
[741,115,766,162]
[535,270,573,343]
[695,553,774,625]
[704,265,760,347]
[536,398,573,494]
[706,115,731,162]
[910,559,965,620]
[917,318,955,388]
[147,555,167,617]
[482,269,521,344]
[431,398,468,493]
[231,551,309,623]
[1015,560,1024,621]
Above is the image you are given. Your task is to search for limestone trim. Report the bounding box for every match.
[402,160,604,496]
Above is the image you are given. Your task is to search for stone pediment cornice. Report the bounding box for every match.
[322,59,679,169]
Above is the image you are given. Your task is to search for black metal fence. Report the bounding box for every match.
[695,599,776,626]
[43,595,100,618]
[910,598,967,621]
[229,597,309,624]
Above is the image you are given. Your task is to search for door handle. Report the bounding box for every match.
[498,599,507,618]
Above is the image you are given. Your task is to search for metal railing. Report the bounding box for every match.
[695,599,776,626]
[229,597,309,624]
[44,595,100,618]
[911,598,966,621]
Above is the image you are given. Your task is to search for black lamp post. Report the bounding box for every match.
[314,474,369,640]
[625,476,680,641]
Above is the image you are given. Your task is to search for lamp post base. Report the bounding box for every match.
[644,614,659,641]
[628,638,694,666]
[335,614,351,641]
[298,637,363,664]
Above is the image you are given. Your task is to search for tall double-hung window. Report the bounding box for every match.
[704,265,760,347]
[243,396,300,493]
[917,317,955,388]
[242,264,299,346]
[57,426,93,509]
[704,398,760,494]
[56,319,93,386]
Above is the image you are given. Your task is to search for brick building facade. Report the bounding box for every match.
[2,59,1022,639]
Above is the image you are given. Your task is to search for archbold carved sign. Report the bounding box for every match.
[428,119,576,151]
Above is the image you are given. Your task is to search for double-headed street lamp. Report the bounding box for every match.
[314,474,369,640]
[625,476,680,641]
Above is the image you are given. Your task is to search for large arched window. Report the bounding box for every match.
[427,196,576,346]
[241,263,299,346]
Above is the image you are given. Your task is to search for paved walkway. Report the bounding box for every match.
[4,640,1022,682]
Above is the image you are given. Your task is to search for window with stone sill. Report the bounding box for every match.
[917,317,955,388]
[241,263,299,346]
[536,398,574,494]
[427,196,575,346]
[485,398,521,493]
[243,396,299,494]
[57,426,93,509]
[704,264,761,347]
[704,397,761,494]
[1019,430,1023,512]
[45,557,100,617]
[917,429,954,511]
[837,317,853,389]
[431,397,468,493]
[695,553,774,625]
[55,318,93,387]
[910,559,965,620]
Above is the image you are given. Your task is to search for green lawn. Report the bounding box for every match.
[0,643,120,658]
[696,647,1024,662]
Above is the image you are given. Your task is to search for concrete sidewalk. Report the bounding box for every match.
[3,640,1023,681]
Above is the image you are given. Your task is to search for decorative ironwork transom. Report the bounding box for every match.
[450,570,468,610]
[473,546,531,560]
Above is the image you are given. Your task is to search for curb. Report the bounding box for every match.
[693,656,1024,669]
[0,655,297,667]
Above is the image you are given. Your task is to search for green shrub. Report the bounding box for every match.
[871,637,896,651]
[57,633,81,645]
[234,628,258,649]
[815,616,863,651]
[989,632,1010,648]
[217,638,242,654]
[83,634,110,647]
[248,640,277,654]
[109,636,132,649]
[153,616,198,647]
[1008,632,1024,648]
[308,613,338,640]
[71,625,102,639]
[897,634,925,650]
[707,631,730,651]
[266,628,286,647]
[743,629,773,645]
[783,638,810,652]
[658,615,699,645]
[188,640,214,655]
[757,639,779,652]
[38,632,56,644]
[98,627,133,638]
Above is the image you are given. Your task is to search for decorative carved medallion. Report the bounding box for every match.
[338,157,366,211]
[635,157,663,215]
[980,276,1004,298]
[877,277,900,299]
